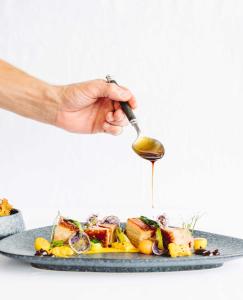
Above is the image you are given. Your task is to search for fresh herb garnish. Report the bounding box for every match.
[140,216,159,228]
[50,240,64,248]
[91,238,101,244]
[182,214,203,234]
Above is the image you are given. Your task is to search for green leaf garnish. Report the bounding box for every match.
[140,216,159,228]
[155,228,164,250]
[91,238,101,244]
[50,240,64,248]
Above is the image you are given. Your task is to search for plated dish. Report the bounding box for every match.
[33,213,219,259]
[1,222,243,272]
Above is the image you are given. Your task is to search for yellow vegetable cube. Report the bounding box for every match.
[138,240,153,255]
[90,242,103,251]
[34,237,50,252]
[50,246,74,257]
[168,243,192,258]
[194,238,207,251]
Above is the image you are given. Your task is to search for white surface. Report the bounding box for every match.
[0,0,243,299]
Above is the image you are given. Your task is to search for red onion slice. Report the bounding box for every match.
[68,232,91,254]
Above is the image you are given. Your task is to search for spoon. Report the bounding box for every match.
[105,75,165,162]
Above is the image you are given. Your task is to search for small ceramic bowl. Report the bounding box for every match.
[0,210,25,239]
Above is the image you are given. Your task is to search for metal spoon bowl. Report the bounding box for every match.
[132,135,165,162]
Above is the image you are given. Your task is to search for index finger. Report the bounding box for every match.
[118,85,137,109]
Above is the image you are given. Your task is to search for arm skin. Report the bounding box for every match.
[0,59,137,135]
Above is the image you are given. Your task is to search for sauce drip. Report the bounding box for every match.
[132,136,165,208]
[151,161,155,208]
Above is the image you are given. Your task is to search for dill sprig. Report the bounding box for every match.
[182,213,204,234]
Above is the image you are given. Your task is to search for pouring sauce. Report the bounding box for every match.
[132,136,165,208]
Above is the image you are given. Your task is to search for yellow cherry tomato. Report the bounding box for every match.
[138,240,153,255]
[194,238,207,251]
[34,237,50,252]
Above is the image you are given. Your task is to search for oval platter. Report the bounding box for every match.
[0,225,243,272]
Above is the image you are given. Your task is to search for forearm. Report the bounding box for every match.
[0,59,60,125]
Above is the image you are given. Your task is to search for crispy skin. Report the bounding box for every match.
[125,218,155,247]
[161,227,194,247]
[84,227,111,247]
[99,223,118,244]
[53,218,79,243]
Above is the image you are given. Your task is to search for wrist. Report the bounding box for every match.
[42,84,61,125]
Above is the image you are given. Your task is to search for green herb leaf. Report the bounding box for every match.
[139,216,159,228]
[91,238,101,244]
[155,228,164,250]
[51,240,64,248]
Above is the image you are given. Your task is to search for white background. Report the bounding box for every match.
[0,0,243,299]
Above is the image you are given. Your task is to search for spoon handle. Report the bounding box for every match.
[105,75,136,122]
[119,102,136,123]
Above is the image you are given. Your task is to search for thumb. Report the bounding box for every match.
[95,79,132,102]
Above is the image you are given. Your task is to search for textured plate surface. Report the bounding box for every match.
[0,225,243,272]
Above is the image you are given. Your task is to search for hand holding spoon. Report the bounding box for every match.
[105,75,165,162]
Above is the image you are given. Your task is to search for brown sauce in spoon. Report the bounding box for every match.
[132,136,165,208]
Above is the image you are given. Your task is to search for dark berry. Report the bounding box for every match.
[213,249,220,256]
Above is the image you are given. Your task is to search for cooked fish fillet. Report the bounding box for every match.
[161,227,194,247]
[84,227,111,247]
[125,218,155,247]
[53,218,79,242]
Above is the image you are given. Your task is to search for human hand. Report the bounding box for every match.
[55,80,137,135]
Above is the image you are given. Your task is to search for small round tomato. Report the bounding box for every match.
[138,240,153,255]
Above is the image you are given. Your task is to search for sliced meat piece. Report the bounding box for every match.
[99,223,118,244]
[84,227,111,247]
[53,218,79,243]
[125,218,156,247]
[161,227,194,248]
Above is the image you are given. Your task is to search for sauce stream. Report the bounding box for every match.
[132,136,165,208]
